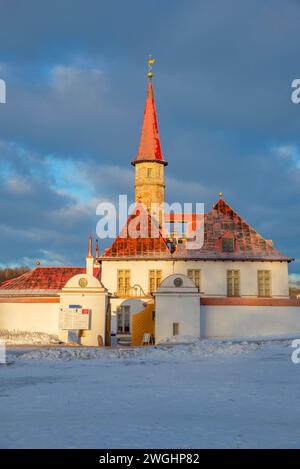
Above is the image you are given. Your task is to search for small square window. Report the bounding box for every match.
[222,238,234,252]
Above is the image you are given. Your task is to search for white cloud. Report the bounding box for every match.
[166,175,210,204]
[8,176,32,194]
[21,249,72,267]
[50,64,105,96]
[272,144,300,167]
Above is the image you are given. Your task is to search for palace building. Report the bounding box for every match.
[0,62,300,345]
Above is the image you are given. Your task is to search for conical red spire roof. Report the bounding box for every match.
[132,79,167,166]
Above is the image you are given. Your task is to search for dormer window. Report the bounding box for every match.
[222,237,234,252]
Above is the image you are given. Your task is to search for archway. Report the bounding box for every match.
[113,298,145,345]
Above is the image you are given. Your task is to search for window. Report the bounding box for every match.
[222,237,234,252]
[117,269,131,295]
[117,305,130,333]
[258,270,271,297]
[173,322,179,336]
[149,270,162,294]
[187,269,201,290]
[147,168,153,178]
[227,270,240,297]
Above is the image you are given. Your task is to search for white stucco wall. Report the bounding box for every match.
[59,273,108,346]
[155,294,200,343]
[154,274,201,343]
[0,301,60,334]
[101,259,289,298]
[201,305,300,338]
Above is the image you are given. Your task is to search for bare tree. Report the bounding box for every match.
[0,266,30,285]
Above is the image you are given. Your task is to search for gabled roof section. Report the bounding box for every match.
[101,203,170,258]
[172,198,292,261]
[131,80,167,166]
[100,198,291,262]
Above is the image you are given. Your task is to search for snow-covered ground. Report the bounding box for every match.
[0,338,300,448]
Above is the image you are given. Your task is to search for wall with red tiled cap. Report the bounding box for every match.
[0,267,86,291]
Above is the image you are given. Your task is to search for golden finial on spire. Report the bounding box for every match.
[148,54,155,79]
[219,192,223,198]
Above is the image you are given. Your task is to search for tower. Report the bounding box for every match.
[131,57,167,227]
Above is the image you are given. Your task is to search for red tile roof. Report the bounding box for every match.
[131,80,167,166]
[172,199,292,261]
[0,267,86,291]
[101,198,291,261]
[0,278,16,288]
[102,203,170,258]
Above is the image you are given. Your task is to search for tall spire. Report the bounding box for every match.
[131,57,167,166]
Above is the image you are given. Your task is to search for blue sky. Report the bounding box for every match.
[0,0,300,279]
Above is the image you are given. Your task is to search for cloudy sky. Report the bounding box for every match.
[0,0,300,278]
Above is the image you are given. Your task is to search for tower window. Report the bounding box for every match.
[222,237,234,252]
[147,168,153,178]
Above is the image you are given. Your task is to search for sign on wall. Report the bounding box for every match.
[59,306,91,330]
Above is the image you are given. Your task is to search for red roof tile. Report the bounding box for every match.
[102,203,170,258]
[172,198,292,261]
[0,278,16,288]
[101,198,291,261]
[0,267,86,291]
